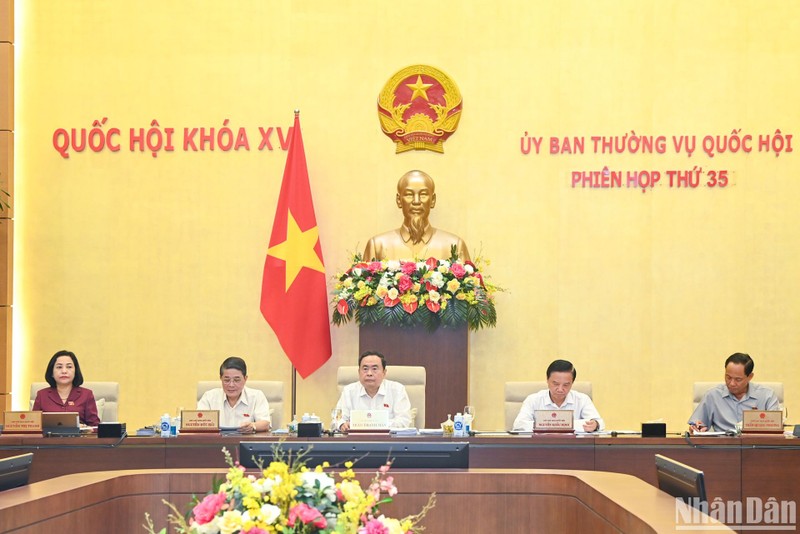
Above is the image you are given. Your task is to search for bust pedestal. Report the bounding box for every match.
[359,323,468,427]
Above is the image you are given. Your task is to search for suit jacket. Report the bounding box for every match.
[33,386,101,426]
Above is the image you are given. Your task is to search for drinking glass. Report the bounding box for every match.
[330,408,343,433]
[464,405,476,432]
[464,405,476,422]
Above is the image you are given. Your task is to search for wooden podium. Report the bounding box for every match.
[359,323,468,427]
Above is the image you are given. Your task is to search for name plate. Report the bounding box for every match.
[742,410,783,433]
[350,409,389,431]
[3,411,43,433]
[181,410,219,432]
[534,409,574,433]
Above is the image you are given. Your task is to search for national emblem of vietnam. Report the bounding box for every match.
[378,65,462,154]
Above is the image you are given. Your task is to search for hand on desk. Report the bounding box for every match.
[689,421,707,433]
[583,419,599,433]
[237,421,270,434]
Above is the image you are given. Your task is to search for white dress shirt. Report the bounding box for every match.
[197,386,271,428]
[512,389,604,432]
[336,379,412,429]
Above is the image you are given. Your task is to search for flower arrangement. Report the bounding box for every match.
[143,446,435,534]
[331,247,499,331]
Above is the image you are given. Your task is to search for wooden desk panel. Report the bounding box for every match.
[0,435,165,482]
[741,436,800,505]
[0,469,732,533]
[595,436,742,504]
[469,435,595,469]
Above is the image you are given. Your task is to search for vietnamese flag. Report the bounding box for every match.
[260,111,332,378]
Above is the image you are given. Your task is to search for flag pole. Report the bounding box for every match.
[290,107,299,421]
[291,366,297,418]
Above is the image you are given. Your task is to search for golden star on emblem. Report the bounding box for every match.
[267,211,325,291]
[405,75,433,102]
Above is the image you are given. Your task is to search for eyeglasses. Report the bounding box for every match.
[222,377,244,385]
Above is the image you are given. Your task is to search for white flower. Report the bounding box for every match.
[260,503,281,525]
[438,260,451,270]
[250,477,274,494]
[415,261,426,271]
[353,268,362,277]
[191,519,221,534]
[429,271,445,288]
[386,260,401,271]
[464,264,474,274]
[428,290,441,303]
[300,471,336,491]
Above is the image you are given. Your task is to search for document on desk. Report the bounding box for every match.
[692,430,727,436]
[389,428,418,436]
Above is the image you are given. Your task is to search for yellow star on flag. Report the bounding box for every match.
[267,211,325,291]
[406,75,433,102]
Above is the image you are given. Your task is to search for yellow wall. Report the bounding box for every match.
[13,1,800,431]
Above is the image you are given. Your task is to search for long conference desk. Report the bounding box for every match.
[0,433,798,530]
[0,469,732,533]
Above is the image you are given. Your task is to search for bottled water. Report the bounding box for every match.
[160,413,171,438]
[453,412,464,437]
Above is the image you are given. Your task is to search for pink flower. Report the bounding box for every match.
[368,261,383,273]
[287,503,327,529]
[192,492,227,524]
[359,518,390,534]
[337,299,349,315]
[426,300,441,313]
[380,476,398,497]
[425,257,438,270]
[450,263,466,279]
[397,275,413,293]
[367,481,381,500]
[243,528,269,534]
[400,262,416,275]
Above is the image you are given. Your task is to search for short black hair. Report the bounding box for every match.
[359,350,387,369]
[546,359,576,381]
[725,353,754,375]
[219,356,248,377]
[45,350,85,388]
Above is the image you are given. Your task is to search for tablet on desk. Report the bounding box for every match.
[42,412,81,436]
